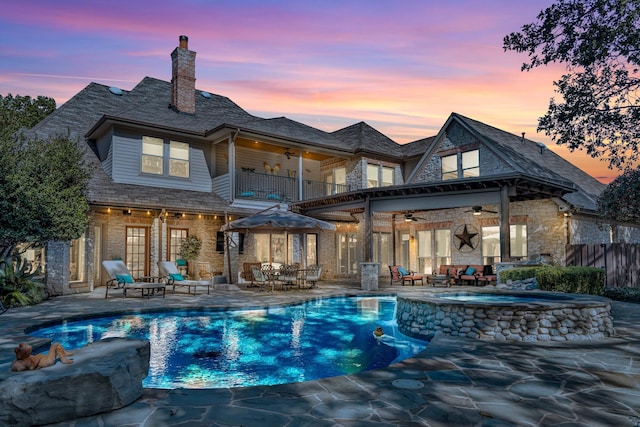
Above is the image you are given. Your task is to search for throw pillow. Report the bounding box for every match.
[169,273,185,281]
[115,274,134,284]
[465,267,476,276]
[398,267,409,276]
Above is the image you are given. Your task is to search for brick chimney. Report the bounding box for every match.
[171,35,196,114]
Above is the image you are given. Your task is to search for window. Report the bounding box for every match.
[482,225,501,265]
[510,224,528,259]
[69,235,85,282]
[382,166,394,186]
[141,136,190,178]
[169,141,189,177]
[399,232,410,268]
[325,167,346,195]
[255,234,286,265]
[481,224,528,263]
[367,164,395,188]
[441,150,479,180]
[336,233,358,274]
[435,229,451,269]
[169,228,188,263]
[367,164,379,188]
[462,150,479,178]
[417,230,433,274]
[142,136,164,175]
[373,232,392,273]
[306,234,318,266]
[126,227,148,278]
[441,154,457,180]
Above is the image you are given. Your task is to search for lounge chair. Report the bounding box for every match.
[101,260,166,299]
[389,265,424,286]
[157,261,213,295]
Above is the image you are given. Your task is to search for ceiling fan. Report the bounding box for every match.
[466,206,498,216]
[404,213,426,222]
[283,148,295,159]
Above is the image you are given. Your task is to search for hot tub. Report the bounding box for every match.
[396,290,614,342]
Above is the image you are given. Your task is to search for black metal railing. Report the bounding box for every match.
[235,170,350,202]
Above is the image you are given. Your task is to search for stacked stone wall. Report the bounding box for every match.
[396,296,614,342]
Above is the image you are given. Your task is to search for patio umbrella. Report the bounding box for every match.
[220,207,336,234]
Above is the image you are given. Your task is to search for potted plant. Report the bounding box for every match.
[178,236,202,275]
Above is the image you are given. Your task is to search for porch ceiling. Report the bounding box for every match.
[293,173,576,215]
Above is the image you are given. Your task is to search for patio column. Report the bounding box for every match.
[364,195,373,262]
[298,154,303,201]
[499,185,511,262]
[229,132,236,201]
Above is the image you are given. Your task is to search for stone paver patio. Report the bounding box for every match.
[1,281,639,426]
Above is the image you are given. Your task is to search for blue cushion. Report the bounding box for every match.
[398,267,409,276]
[176,259,187,266]
[169,273,185,281]
[465,267,476,276]
[115,274,133,284]
[266,193,281,200]
[241,191,255,197]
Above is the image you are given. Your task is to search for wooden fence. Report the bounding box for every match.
[566,244,640,288]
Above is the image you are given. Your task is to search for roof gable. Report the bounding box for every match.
[407,113,605,211]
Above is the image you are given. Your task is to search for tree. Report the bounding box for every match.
[0,132,91,256]
[504,0,640,170]
[0,94,56,137]
[597,167,640,224]
[0,93,90,256]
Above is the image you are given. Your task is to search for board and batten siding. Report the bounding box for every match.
[111,134,212,192]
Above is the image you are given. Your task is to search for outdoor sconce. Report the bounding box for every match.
[123,209,132,216]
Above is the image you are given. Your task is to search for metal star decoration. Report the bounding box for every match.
[455,224,478,250]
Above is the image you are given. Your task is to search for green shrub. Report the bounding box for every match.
[500,266,605,295]
[0,254,45,307]
[499,267,538,282]
[604,286,640,303]
[535,266,605,295]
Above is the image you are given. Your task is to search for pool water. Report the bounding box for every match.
[30,296,428,389]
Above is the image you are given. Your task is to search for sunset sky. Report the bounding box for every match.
[0,0,620,183]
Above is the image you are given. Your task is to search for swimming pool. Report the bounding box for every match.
[30,296,428,389]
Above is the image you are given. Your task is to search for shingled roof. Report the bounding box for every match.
[26,78,259,213]
[413,113,605,211]
[332,121,403,159]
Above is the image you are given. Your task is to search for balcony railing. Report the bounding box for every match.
[235,170,350,202]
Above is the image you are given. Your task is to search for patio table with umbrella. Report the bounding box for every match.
[220,205,336,284]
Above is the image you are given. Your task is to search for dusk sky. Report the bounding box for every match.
[0,0,619,183]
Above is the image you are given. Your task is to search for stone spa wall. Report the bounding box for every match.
[396,292,615,342]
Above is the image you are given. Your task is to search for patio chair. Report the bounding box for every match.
[157,261,213,295]
[276,264,299,290]
[101,260,166,299]
[302,265,322,289]
[251,267,274,292]
[242,262,262,287]
[389,265,424,286]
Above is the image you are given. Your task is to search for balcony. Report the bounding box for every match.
[235,170,350,203]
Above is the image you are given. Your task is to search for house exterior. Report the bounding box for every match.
[21,36,639,295]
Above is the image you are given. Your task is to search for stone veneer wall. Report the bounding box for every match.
[396,295,615,342]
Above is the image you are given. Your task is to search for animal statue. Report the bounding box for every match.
[263,162,281,175]
[10,342,74,372]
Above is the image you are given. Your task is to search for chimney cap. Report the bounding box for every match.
[179,35,189,49]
